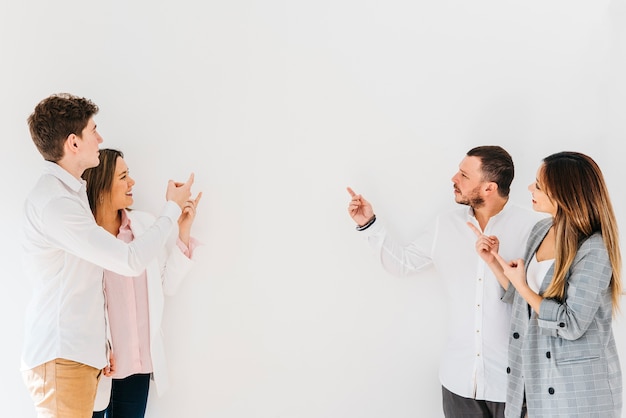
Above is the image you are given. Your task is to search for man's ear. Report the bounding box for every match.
[484,182,498,194]
[65,133,80,154]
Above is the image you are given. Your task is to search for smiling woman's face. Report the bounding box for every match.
[105,156,135,211]
[528,164,557,217]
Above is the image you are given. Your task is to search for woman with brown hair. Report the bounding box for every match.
[83,149,202,418]
[471,151,622,417]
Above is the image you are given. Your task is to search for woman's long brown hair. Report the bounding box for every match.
[82,149,124,220]
[541,152,622,314]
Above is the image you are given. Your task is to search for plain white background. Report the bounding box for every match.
[1,0,625,417]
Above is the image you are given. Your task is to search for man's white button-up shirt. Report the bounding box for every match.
[362,203,543,401]
[21,161,181,371]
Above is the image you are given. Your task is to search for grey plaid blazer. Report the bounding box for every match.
[502,218,622,418]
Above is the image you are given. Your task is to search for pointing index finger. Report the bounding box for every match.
[346,187,356,197]
[490,250,509,269]
[466,222,482,238]
[194,191,203,206]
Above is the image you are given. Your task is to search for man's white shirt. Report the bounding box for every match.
[21,161,181,370]
[361,203,544,401]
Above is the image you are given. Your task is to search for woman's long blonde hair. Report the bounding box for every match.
[541,152,622,313]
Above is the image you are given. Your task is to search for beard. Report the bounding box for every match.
[455,185,485,208]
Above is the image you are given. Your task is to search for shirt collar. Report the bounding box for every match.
[466,202,510,222]
[119,209,132,230]
[43,160,86,193]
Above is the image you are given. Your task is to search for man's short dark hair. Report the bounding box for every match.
[28,93,99,162]
[467,145,514,198]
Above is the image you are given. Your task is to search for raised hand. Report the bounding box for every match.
[467,221,511,290]
[490,250,527,292]
[166,173,194,210]
[467,222,499,264]
[178,192,202,247]
[491,250,543,312]
[346,187,375,227]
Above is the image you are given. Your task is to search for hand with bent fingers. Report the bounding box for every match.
[467,221,512,290]
[166,173,195,210]
[103,352,116,377]
[178,192,202,247]
[490,251,527,291]
[491,248,543,312]
[346,187,375,227]
[467,222,500,264]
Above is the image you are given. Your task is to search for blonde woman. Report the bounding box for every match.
[470,151,622,417]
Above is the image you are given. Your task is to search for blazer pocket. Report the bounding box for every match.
[556,355,600,365]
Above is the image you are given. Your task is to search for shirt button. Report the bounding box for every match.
[506,367,511,374]
[546,351,551,359]
[513,332,520,339]
[548,387,555,395]
[559,322,565,328]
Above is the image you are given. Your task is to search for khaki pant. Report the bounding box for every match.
[22,358,101,418]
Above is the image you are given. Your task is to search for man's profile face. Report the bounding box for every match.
[76,117,103,169]
[450,155,486,208]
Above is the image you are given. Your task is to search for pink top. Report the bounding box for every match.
[105,210,193,379]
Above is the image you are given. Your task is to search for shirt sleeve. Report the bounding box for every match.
[537,235,613,340]
[161,236,199,296]
[359,218,435,277]
[501,285,516,304]
[43,196,181,277]
[176,236,201,259]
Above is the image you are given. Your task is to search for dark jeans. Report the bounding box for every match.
[93,373,151,418]
[442,385,505,418]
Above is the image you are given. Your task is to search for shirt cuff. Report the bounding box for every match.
[176,236,200,259]
[162,200,183,222]
[538,297,561,321]
[501,285,516,303]
[359,218,385,237]
[537,298,563,336]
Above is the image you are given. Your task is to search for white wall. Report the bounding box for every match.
[1,0,625,416]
